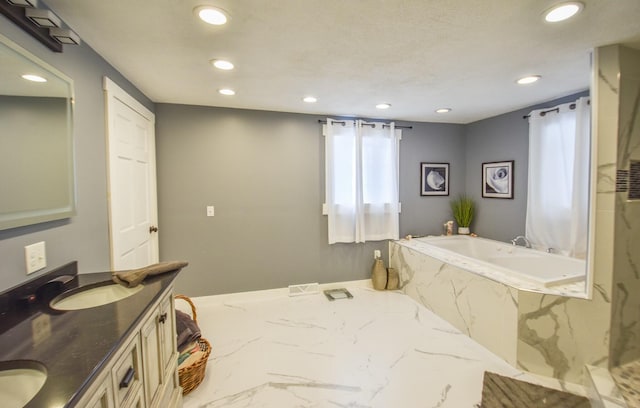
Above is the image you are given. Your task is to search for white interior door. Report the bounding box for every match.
[104,77,158,270]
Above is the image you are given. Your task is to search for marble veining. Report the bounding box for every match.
[599,68,619,95]
[181,285,584,408]
[518,297,571,379]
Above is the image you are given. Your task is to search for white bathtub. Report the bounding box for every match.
[411,235,586,287]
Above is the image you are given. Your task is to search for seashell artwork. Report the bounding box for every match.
[486,167,509,193]
[426,170,445,190]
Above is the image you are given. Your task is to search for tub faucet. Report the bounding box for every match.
[511,235,531,248]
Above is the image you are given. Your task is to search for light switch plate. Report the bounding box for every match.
[25,241,46,274]
[206,205,215,217]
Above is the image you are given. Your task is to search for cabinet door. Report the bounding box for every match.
[140,306,162,405]
[83,377,114,408]
[159,294,177,375]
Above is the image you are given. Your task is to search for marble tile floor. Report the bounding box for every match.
[181,285,586,408]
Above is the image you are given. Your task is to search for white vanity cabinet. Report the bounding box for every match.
[75,285,182,408]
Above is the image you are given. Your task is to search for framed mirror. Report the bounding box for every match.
[0,34,75,230]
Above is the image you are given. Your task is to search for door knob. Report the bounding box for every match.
[149,226,158,233]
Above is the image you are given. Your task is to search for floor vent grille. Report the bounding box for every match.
[288,283,319,297]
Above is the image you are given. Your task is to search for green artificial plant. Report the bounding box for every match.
[450,195,475,228]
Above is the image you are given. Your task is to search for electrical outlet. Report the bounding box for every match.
[374,250,381,259]
[206,205,215,217]
[25,241,46,274]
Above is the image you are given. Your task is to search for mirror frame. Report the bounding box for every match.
[0,34,76,230]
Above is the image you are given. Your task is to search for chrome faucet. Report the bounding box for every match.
[511,235,532,248]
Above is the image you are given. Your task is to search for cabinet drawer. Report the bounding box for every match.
[112,334,143,407]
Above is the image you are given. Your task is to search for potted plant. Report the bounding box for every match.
[450,195,475,235]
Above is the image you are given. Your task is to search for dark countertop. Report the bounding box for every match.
[0,262,181,407]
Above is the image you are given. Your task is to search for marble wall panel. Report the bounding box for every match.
[610,46,640,366]
[517,287,612,382]
[390,242,519,365]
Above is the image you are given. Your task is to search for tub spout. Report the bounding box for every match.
[511,235,531,248]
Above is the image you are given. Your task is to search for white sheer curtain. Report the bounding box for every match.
[526,97,590,258]
[324,118,400,244]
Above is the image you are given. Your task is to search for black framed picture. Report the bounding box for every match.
[482,160,514,199]
[421,162,449,196]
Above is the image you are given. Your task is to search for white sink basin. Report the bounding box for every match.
[0,363,47,408]
[50,283,144,311]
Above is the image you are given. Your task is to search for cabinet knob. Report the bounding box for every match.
[119,366,135,389]
[149,225,158,233]
[158,313,167,324]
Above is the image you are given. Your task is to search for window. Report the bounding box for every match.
[324,118,401,244]
[526,97,590,258]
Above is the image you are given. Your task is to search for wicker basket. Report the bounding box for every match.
[175,294,211,395]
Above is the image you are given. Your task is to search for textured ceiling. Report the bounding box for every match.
[45,0,640,123]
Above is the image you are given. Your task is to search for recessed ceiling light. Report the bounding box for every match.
[21,74,47,82]
[435,108,451,114]
[218,88,235,96]
[211,59,234,70]
[376,103,391,110]
[195,6,228,25]
[303,96,317,103]
[516,75,541,85]
[544,2,583,22]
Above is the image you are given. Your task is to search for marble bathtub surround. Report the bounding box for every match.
[390,239,612,382]
[393,237,587,298]
[181,284,586,408]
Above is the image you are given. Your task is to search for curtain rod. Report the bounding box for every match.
[522,99,590,120]
[317,119,412,129]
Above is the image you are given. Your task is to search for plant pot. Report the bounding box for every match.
[458,227,470,235]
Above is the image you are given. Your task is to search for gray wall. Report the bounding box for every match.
[155,105,465,296]
[399,121,467,236]
[0,14,153,291]
[464,91,589,242]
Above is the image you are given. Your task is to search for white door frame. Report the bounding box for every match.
[103,76,158,269]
